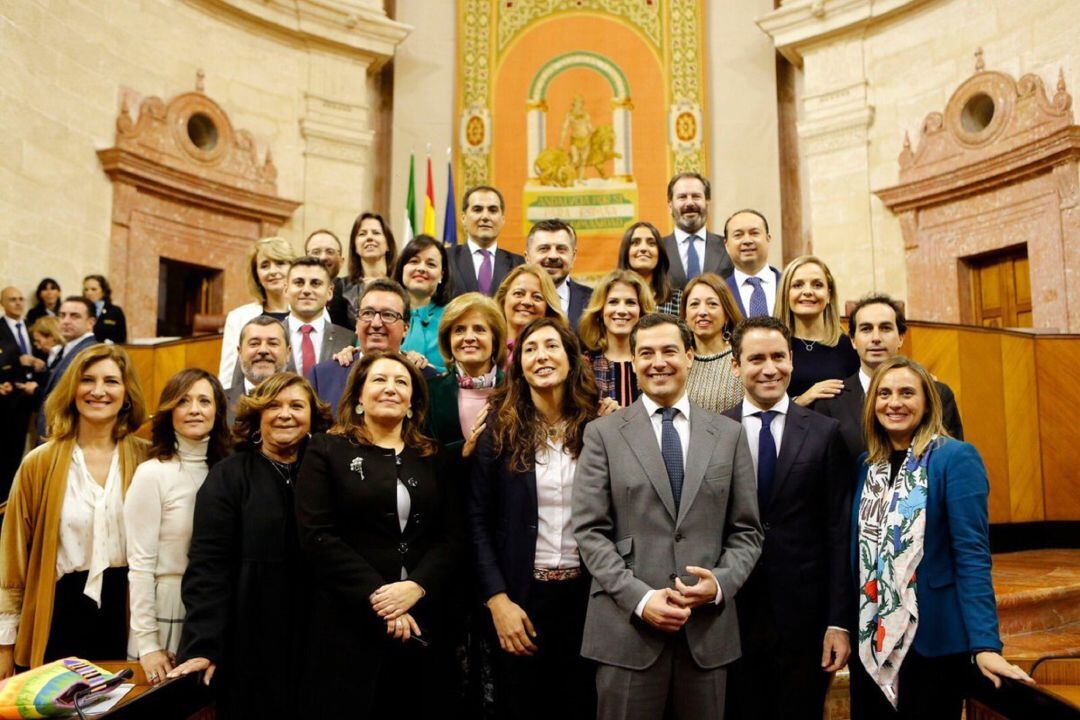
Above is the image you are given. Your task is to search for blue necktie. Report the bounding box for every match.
[685,236,702,281]
[755,410,778,512]
[746,276,769,318]
[658,407,684,513]
[14,322,28,355]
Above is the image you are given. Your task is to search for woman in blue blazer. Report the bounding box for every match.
[849,356,1032,718]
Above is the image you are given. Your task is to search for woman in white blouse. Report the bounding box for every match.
[467,317,600,720]
[0,344,148,676]
[124,369,231,684]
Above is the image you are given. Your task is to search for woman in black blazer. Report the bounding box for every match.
[83,274,128,344]
[468,317,599,720]
[296,350,461,717]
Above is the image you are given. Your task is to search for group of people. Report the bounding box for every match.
[0,172,1033,719]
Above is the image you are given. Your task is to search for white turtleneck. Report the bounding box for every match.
[123,434,210,657]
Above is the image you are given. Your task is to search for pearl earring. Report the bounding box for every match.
[355,404,364,415]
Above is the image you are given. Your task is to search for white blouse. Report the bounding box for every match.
[123,436,209,656]
[533,440,580,570]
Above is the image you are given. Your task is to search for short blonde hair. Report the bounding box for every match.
[437,292,508,370]
[44,344,147,441]
[578,270,656,353]
[776,255,843,346]
[232,372,332,443]
[30,316,63,347]
[493,264,565,337]
[863,356,948,465]
[246,236,296,304]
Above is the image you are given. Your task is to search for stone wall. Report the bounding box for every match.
[0,0,406,331]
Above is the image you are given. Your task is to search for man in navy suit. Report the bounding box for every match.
[0,287,40,495]
[35,296,101,441]
[815,293,964,461]
[448,185,525,298]
[661,173,733,290]
[524,218,591,331]
[724,316,853,720]
[723,209,781,318]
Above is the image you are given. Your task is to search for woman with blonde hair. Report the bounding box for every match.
[218,236,297,390]
[849,356,1032,717]
[493,264,565,352]
[124,369,231,684]
[0,344,148,675]
[680,273,744,413]
[775,255,858,406]
[579,269,656,410]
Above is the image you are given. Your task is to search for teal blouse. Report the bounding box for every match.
[401,302,446,372]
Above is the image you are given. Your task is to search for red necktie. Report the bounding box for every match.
[300,324,316,377]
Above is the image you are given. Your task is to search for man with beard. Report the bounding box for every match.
[661,173,733,290]
[448,185,524,297]
[227,315,290,424]
[305,229,352,328]
[524,218,591,331]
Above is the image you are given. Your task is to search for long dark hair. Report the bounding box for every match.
[348,212,397,283]
[618,221,675,306]
[150,369,231,466]
[489,317,599,472]
[331,350,437,457]
[393,234,455,306]
[34,277,61,312]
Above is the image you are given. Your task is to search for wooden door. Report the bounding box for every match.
[969,248,1033,329]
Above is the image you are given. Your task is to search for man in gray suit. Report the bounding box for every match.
[573,313,763,719]
[661,173,734,290]
[282,256,356,377]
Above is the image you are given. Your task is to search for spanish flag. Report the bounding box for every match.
[423,154,436,235]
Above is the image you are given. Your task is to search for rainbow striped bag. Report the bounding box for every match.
[0,658,130,718]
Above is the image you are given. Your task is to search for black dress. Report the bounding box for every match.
[295,433,463,717]
[93,302,127,344]
[788,334,860,399]
[178,444,309,719]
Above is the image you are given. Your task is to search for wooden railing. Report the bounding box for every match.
[123,336,223,417]
[903,321,1080,524]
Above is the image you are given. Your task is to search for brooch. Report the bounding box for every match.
[349,456,365,480]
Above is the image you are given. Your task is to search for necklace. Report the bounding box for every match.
[261,452,295,484]
[799,337,818,352]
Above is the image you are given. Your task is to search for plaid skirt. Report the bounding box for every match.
[126,575,185,660]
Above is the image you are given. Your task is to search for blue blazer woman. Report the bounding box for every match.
[851,438,1002,657]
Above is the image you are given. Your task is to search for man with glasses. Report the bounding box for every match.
[305,228,352,328]
[307,278,437,414]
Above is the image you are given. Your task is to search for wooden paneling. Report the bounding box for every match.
[1000,334,1043,522]
[1035,337,1080,521]
[123,336,223,416]
[956,329,1010,523]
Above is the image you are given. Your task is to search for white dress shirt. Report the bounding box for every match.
[859,369,871,394]
[739,394,790,478]
[733,266,778,316]
[4,316,31,354]
[555,279,571,316]
[533,439,580,570]
[63,331,97,357]
[467,238,500,279]
[634,393,723,615]
[673,227,708,275]
[287,314,325,370]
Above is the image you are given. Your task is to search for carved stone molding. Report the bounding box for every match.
[798,81,875,155]
[189,0,410,67]
[300,92,375,164]
[756,0,931,66]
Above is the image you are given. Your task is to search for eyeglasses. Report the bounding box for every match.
[358,309,404,325]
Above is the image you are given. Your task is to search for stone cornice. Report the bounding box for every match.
[875,125,1080,213]
[98,147,301,223]
[756,0,932,66]
[190,0,411,68]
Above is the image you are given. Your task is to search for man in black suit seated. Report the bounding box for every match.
[0,287,41,496]
[448,185,525,297]
[724,315,853,720]
[524,218,591,331]
[661,172,733,290]
[305,228,352,328]
[815,293,964,460]
[226,315,290,425]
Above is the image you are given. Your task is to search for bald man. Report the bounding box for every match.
[0,287,39,497]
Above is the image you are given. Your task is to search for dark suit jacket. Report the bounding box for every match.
[36,335,101,438]
[308,354,438,416]
[724,267,781,318]
[815,371,964,462]
[325,277,353,329]
[851,439,1001,656]
[724,402,854,651]
[424,369,504,448]
[0,319,36,385]
[565,278,592,332]
[661,231,733,290]
[448,242,525,297]
[224,381,247,428]
[284,319,355,375]
[93,301,128,344]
